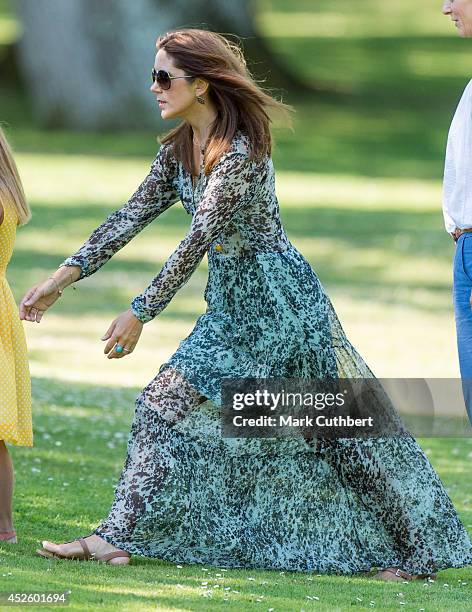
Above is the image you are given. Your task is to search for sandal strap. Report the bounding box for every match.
[0,531,16,541]
[385,567,413,580]
[98,550,131,562]
[78,537,92,559]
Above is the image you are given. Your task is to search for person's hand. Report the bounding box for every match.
[102,309,143,359]
[19,279,62,323]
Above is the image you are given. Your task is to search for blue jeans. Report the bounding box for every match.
[453,233,472,426]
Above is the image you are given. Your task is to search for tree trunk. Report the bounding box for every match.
[15,0,312,131]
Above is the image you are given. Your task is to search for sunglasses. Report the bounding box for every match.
[151,68,194,90]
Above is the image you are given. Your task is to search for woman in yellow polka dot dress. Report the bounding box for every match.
[0,126,32,544]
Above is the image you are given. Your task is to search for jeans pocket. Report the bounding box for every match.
[462,236,472,282]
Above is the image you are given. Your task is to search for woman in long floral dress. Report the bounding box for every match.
[20,28,472,579]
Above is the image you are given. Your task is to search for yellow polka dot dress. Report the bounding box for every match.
[0,199,32,446]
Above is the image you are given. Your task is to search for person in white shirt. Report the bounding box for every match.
[442,0,472,425]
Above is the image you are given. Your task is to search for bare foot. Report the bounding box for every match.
[41,534,130,565]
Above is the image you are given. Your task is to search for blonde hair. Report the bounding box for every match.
[0,125,31,225]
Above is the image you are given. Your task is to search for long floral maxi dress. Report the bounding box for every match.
[61,130,472,575]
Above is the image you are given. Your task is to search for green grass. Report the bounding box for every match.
[1,0,472,609]
[3,379,472,611]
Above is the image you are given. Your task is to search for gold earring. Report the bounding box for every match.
[196,95,206,105]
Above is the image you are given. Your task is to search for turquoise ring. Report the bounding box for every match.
[115,344,123,353]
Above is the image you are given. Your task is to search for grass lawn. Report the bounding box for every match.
[1,0,472,609]
[2,379,472,611]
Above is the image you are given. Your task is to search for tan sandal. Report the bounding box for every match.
[36,536,130,565]
[0,530,17,544]
[374,567,414,581]
[374,567,436,581]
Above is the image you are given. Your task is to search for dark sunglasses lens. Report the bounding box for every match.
[152,69,171,90]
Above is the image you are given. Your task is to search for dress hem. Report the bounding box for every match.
[91,529,472,574]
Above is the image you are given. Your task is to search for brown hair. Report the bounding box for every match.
[156,28,295,176]
[0,126,31,225]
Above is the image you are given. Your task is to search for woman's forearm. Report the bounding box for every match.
[50,265,82,291]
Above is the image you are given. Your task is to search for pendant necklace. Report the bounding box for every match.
[191,137,206,202]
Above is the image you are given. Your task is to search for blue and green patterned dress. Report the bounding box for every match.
[61,130,472,575]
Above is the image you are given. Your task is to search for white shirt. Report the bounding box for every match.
[443,79,472,233]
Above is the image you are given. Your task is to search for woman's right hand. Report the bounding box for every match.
[19,279,62,323]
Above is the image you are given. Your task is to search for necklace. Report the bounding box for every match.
[191,118,216,195]
[192,116,216,155]
[192,137,206,156]
[191,135,206,193]
[191,141,203,193]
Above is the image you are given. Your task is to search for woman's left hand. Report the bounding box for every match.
[102,309,144,359]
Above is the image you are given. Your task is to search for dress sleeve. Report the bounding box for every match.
[60,143,180,278]
[130,150,262,323]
